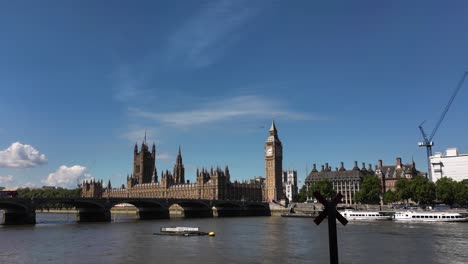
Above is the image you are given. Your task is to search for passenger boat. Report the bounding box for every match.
[341,210,392,221]
[393,211,468,222]
[154,227,215,236]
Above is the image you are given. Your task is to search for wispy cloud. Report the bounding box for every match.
[0,142,47,168]
[113,65,155,104]
[156,153,172,161]
[129,95,318,127]
[122,128,159,143]
[167,0,260,68]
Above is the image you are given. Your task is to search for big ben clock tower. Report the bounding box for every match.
[265,120,284,202]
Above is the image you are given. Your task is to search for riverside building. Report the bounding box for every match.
[375,158,422,192]
[283,169,298,203]
[430,148,468,182]
[305,161,374,205]
[82,121,285,203]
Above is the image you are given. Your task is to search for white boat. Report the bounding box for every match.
[341,210,392,221]
[160,227,199,232]
[393,211,468,222]
[155,227,215,236]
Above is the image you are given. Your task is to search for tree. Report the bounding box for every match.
[395,178,412,203]
[410,177,435,205]
[383,190,398,204]
[297,185,308,203]
[355,176,381,204]
[16,187,82,209]
[436,177,457,206]
[308,180,336,199]
[454,179,468,207]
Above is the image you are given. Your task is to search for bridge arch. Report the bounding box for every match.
[168,200,213,218]
[0,199,36,224]
[109,199,170,220]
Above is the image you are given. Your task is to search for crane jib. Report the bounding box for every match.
[418,71,468,180]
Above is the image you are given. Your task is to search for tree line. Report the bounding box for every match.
[297,176,468,207]
[16,187,82,209]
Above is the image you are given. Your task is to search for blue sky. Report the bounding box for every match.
[1,0,468,189]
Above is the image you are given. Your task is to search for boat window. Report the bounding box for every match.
[412,216,415,218]
[442,216,446,218]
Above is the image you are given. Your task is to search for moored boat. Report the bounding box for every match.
[281,213,315,218]
[341,210,392,221]
[393,211,468,222]
[154,227,215,236]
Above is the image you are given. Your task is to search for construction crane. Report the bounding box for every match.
[418,71,468,180]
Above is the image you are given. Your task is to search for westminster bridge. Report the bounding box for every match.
[0,197,270,225]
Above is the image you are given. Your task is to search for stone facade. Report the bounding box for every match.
[265,121,284,202]
[283,169,298,203]
[81,127,280,201]
[305,161,375,205]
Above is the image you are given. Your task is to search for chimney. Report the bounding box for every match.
[353,161,359,170]
[396,157,402,168]
[368,164,373,171]
[312,164,318,172]
[362,162,367,170]
[378,160,383,169]
[325,163,329,171]
[321,165,325,172]
[339,162,345,171]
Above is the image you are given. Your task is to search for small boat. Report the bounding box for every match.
[281,213,315,218]
[341,210,392,221]
[393,211,468,222]
[154,227,215,236]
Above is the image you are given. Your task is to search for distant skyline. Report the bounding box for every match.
[1,1,468,189]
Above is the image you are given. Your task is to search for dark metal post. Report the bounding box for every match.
[327,204,338,264]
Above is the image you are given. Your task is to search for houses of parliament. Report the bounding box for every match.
[81,121,285,202]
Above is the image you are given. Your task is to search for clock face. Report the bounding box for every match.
[266,147,273,156]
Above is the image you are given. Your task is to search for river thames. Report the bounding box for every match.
[1,213,467,264]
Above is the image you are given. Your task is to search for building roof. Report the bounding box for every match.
[378,163,419,179]
[305,163,373,182]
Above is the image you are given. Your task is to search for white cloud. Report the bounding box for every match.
[0,142,47,168]
[0,175,14,184]
[42,165,92,188]
[168,0,259,68]
[129,95,318,127]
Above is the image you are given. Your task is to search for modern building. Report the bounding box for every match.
[429,148,468,182]
[283,169,298,203]
[264,120,285,202]
[375,158,422,192]
[82,122,285,202]
[305,161,374,205]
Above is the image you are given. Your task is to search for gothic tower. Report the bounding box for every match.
[133,138,156,184]
[173,146,185,184]
[265,120,284,202]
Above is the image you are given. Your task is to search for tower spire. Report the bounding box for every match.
[270,119,277,132]
[144,129,147,144]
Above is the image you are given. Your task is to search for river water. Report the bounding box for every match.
[0,213,467,264]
